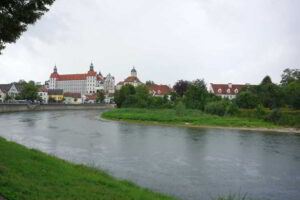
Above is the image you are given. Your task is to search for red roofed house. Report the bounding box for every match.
[209,83,250,99]
[49,63,115,95]
[38,88,48,103]
[148,85,172,98]
[116,67,143,90]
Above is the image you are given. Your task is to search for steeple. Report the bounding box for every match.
[89,62,94,72]
[54,65,57,73]
[131,66,137,77]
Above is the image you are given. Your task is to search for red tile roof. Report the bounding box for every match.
[85,94,96,100]
[210,83,249,95]
[148,85,172,95]
[50,72,97,81]
[124,76,141,83]
[38,88,48,92]
[64,92,81,98]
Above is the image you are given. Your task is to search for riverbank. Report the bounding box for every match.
[102,108,300,134]
[0,137,177,200]
[0,103,114,113]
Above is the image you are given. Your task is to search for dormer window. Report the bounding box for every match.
[234,89,239,93]
[227,89,231,93]
[218,88,222,93]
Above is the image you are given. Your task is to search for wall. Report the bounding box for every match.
[0,104,114,113]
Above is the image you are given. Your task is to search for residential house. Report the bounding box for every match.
[48,89,64,102]
[38,88,48,103]
[64,92,82,104]
[148,85,172,99]
[209,83,250,99]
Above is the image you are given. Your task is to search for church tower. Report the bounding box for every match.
[131,66,137,77]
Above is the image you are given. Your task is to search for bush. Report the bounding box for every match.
[267,109,283,124]
[255,104,266,119]
[204,101,226,116]
[226,103,240,115]
[175,101,186,116]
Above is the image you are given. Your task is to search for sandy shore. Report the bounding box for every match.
[101,117,300,134]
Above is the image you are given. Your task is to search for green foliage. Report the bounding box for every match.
[184,79,209,110]
[103,108,280,128]
[145,80,156,85]
[267,109,283,124]
[96,90,105,103]
[255,104,266,119]
[175,101,185,116]
[282,81,300,109]
[259,83,284,108]
[226,103,240,115]
[260,75,272,85]
[48,96,56,103]
[0,137,177,200]
[280,68,300,86]
[19,81,39,101]
[114,85,136,108]
[236,91,259,109]
[0,0,55,54]
[204,101,226,116]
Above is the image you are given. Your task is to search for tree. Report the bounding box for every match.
[96,90,105,103]
[19,82,38,101]
[0,0,55,54]
[280,68,300,86]
[145,80,156,86]
[114,85,136,108]
[184,79,208,110]
[173,80,190,97]
[283,81,300,109]
[235,91,259,109]
[260,75,272,85]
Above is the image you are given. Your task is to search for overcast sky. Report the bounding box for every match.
[0,0,299,85]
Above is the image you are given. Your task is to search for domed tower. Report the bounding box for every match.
[54,65,57,73]
[89,62,94,72]
[131,66,137,77]
[50,65,59,89]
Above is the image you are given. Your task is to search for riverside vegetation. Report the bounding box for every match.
[0,137,255,200]
[108,68,300,129]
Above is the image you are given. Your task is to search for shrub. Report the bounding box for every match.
[255,104,266,119]
[175,101,186,116]
[226,103,240,115]
[267,108,283,124]
[204,101,226,116]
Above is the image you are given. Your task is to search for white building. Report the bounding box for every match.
[38,88,48,103]
[209,83,250,99]
[116,67,143,90]
[49,63,115,95]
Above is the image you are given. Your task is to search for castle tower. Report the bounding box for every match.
[131,66,137,77]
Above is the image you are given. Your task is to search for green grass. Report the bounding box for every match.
[102,108,281,129]
[0,137,178,200]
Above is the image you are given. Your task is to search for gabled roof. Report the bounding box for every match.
[50,72,97,81]
[148,85,172,95]
[124,76,141,83]
[64,92,81,98]
[48,89,63,95]
[85,94,96,101]
[210,83,250,95]
[39,88,48,92]
[0,84,12,93]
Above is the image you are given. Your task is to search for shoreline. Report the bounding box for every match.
[101,116,300,134]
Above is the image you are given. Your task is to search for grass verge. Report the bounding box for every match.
[0,137,177,200]
[102,108,281,129]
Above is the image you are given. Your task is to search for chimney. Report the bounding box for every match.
[228,83,232,88]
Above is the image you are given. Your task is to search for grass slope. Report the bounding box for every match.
[0,137,177,200]
[102,108,280,129]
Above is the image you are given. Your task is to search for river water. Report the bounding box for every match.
[0,110,300,200]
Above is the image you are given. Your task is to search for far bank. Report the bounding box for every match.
[102,108,300,134]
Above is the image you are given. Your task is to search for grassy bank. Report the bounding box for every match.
[102,108,283,129]
[0,137,177,200]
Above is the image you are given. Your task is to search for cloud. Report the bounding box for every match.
[0,0,299,85]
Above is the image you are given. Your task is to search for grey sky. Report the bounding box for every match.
[1,0,299,85]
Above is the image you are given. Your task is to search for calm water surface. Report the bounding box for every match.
[0,110,300,200]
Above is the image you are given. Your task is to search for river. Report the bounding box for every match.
[0,110,300,200]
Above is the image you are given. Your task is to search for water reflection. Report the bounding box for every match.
[0,110,300,200]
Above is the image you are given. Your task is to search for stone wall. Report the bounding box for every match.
[0,104,114,113]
